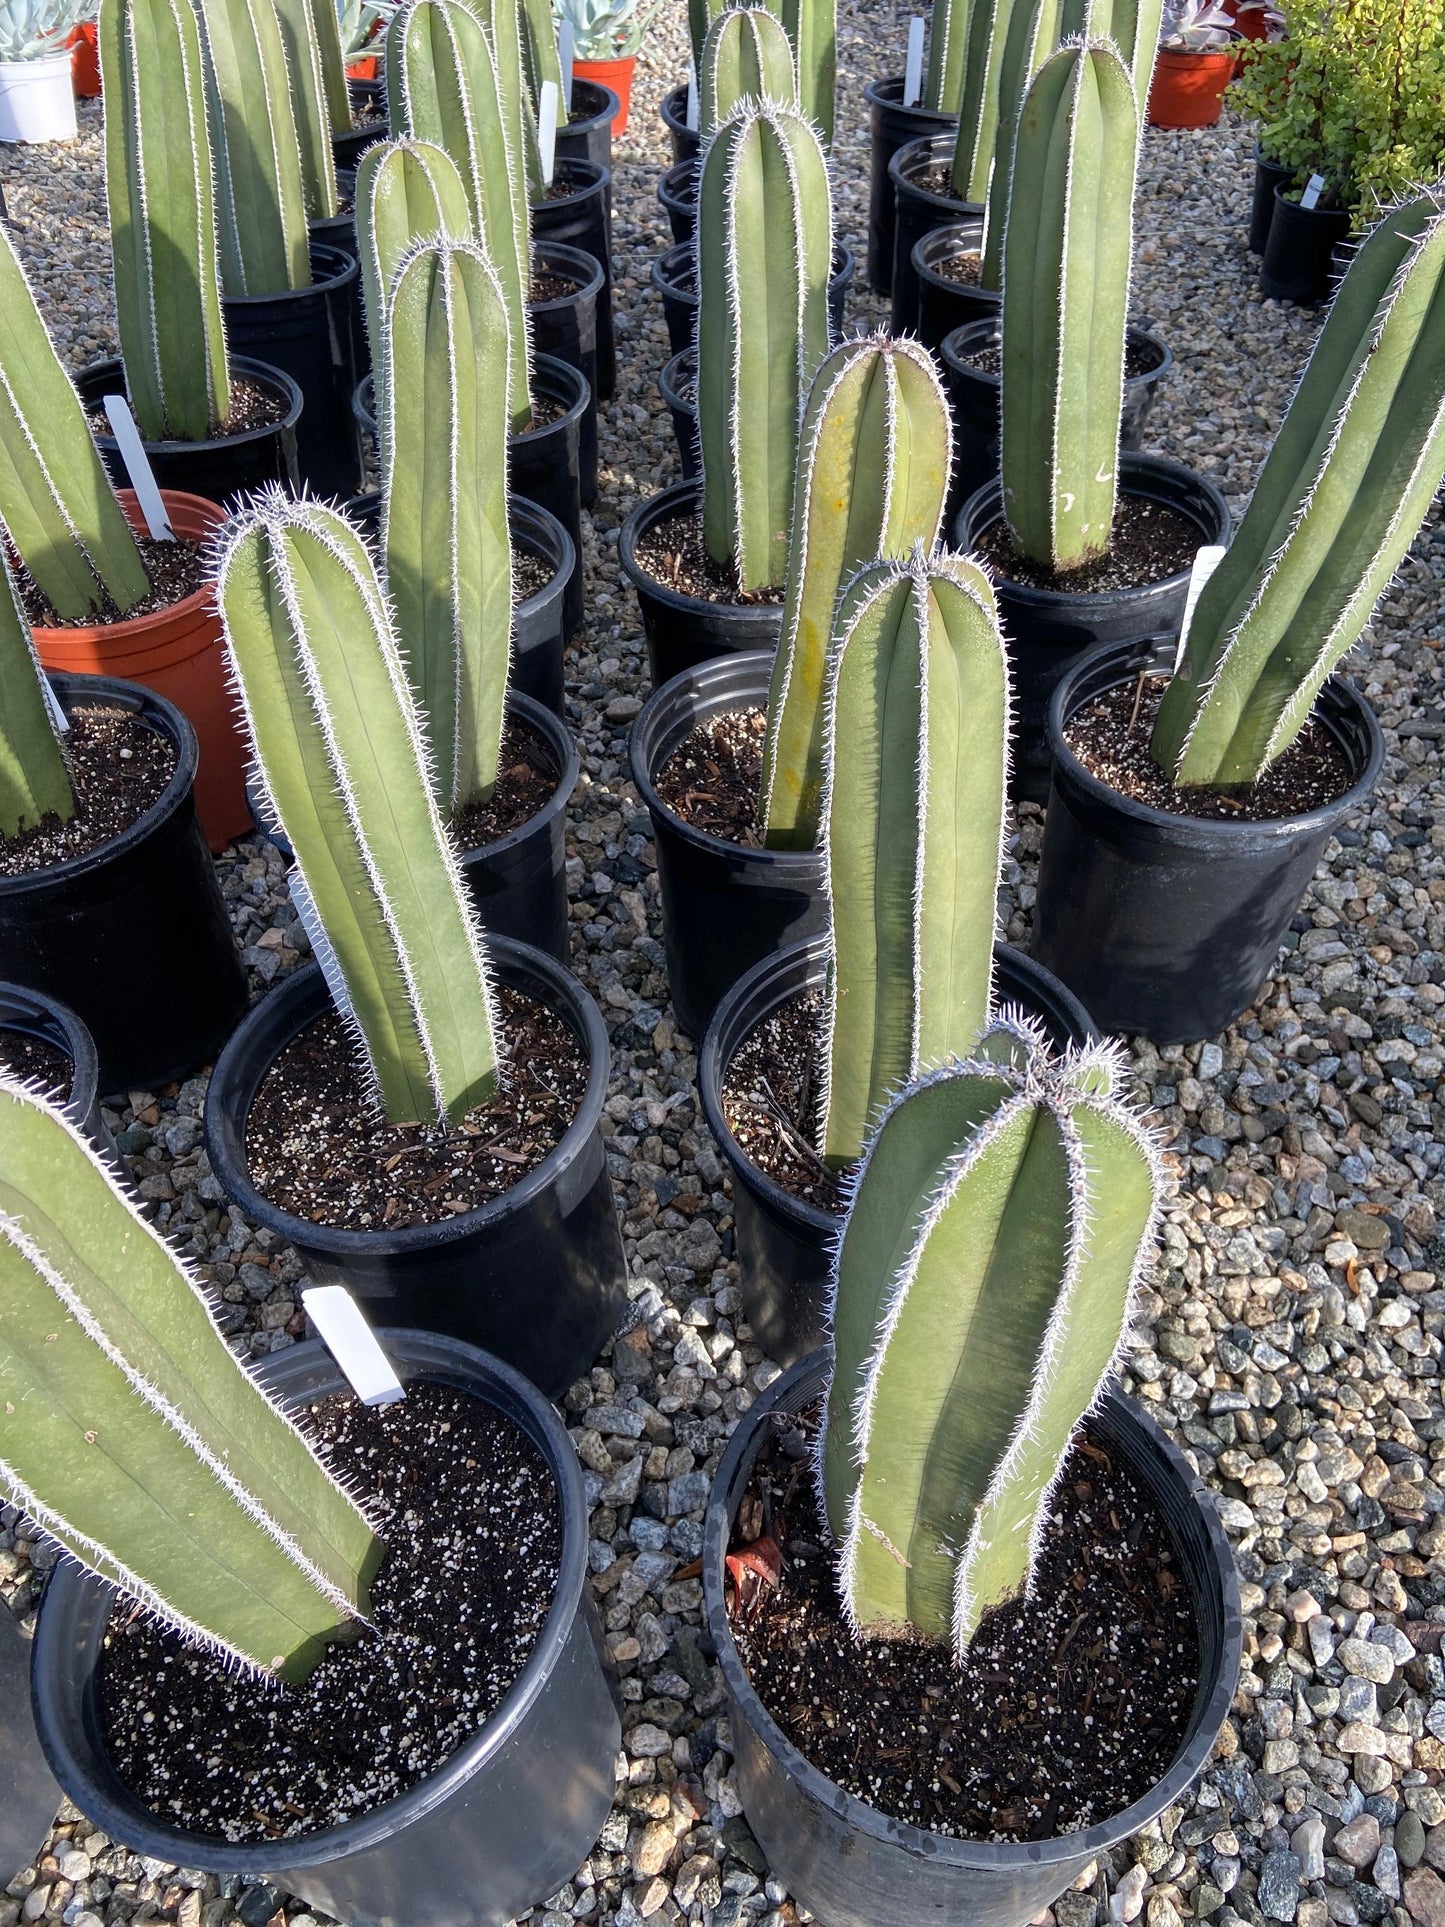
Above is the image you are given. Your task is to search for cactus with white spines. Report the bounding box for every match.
[947,0,1021,203]
[818,551,1009,1172]
[0,1076,381,1681]
[518,0,563,114]
[1000,40,1139,572]
[820,1020,1162,1654]
[468,0,542,194]
[1062,0,1164,112]
[100,0,232,444]
[382,239,515,816]
[1151,192,1445,789]
[215,492,501,1125]
[698,6,797,140]
[199,0,313,294]
[777,0,835,146]
[0,223,149,622]
[759,337,952,851]
[697,101,833,592]
[270,0,341,220]
[978,0,1065,290]
[0,552,73,841]
[355,136,474,397]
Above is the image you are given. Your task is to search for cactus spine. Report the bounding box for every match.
[978,0,1063,289]
[697,102,833,591]
[0,224,149,622]
[759,337,952,851]
[778,0,835,146]
[1062,0,1164,112]
[271,0,341,220]
[382,240,514,815]
[820,1022,1161,1654]
[698,7,798,141]
[518,0,563,114]
[355,136,474,396]
[0,1076,381,1682]
[818,552,1009,1171]
[0,554,73,840]
[1152,193,1445,788]
[101,0,231,444]
[216,493,501,1124]
[949,0,1021,202]
[199,0,313,294]
[469,0,542,194]
[1000,40,1139,571]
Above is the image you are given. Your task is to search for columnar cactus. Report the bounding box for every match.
[779,0,835,146]
[948,0,1020,202]
[355,136,474,393]
[1063,0,1164,112]
[518,0,563,114]
[978,0,1062,289]
[759,337,952,850]
[1000,41,1139,571]
[698,6,797,141]
[0,1076,382,1682]
[0,224,149,621]
[687,0,727,70]
[382,240,515,815]
[818,552,1009,1171]
[1152,191,1445,788]
[697,102,833,591]
[100,0,232,444]
[820,1021,1162,1654]
[0,553,73,840]
[199,0,313,294]
[468,0,542,194]
[216,492,501,1125]
[271,0,341,219]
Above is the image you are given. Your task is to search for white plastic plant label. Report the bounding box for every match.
[903,17,925,106]
[559,21,574,105]
[1175,545,1227,669]
[1299,173,1326,210]
[302,1287,406,1405]
[685,59,698,132]
[538,78,559,186]
[102,394,173,541]
[40,674,69,735]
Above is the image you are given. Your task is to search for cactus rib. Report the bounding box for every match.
[355,136,474,406]
[0,552,73,839]
[198,0,313,295]
[698,6,798,141]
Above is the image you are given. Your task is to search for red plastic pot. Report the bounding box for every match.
[573,53,634,136]
[1147,46,1237,127]
[68,21,100,97]
[345,54,379,78]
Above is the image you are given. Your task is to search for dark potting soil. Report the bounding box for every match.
[530,269,581,304]
[961,336,1161,382]
[936,248,984,286]
[653,705,766,843]
[0,707,175,877]
[99,1381,562,1843]
[909,160,968,200]
[84,375,287,444]
[720,988,843,1215]
[246,988,587,1231]
[974,497,1199,595]
[449,719,559,848]
[517,392,568,432]
[633,508,786,607]
[351,95,385,125]
[0,1029,70,1097]
[513,545,553,602]
[16,534,208,631]
[732,1404,1199,1841]
[1066,675,1357,820]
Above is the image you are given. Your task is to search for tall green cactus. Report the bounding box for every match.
[271,0,341,220]
[1000,41,1139,571]
[0,1076,381,1682]
[317,0,353,134]
[1062,0,1164,112]
[518,0,563,114]
[820,1021,1161,1654]
[688,0,727,70]
[101,0,231,444]
[0,553,73,841]
[355,136,474,396]
[978,0,1063,289]
[698,6,797,141]
[818,552,1009,1171]
[469,0,542,195]
[778,0,835,145]
[759,336,952,850]
[697,102,833,591]
[948,0,1020,202]
[199,0,313,294]
[0,224,149,622]
[216,492,501,1125]
[1152,192,1445,788]
[382,240,514,815]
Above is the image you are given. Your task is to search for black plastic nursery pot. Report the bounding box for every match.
[659,345,701,482]
[914,215,993,351]
[223,241,364,500]
[557,76,620,174]
[532,157,615,402]
[629,652,821,1041]
[531,238,604,506]
[204,946,628,1399]
[1033,636,1385,1045]
[657,156,698,245]
[510,354,590,639]
[865,75,958,296]
[1259,187,1352,305]
[699,936,1097,1367]
[0,677,245,1096]
[652,242,855,359]
[618,482,786,687]
[953,453,1231,806]
[310,166,360,267]
[1249,148,1295,254]
[887,132,981,332]
[76,355,302,507]
[703,1352,1243,1927]
[2,1604,59,1890]
[457,691,580,965]
[331,77,387,172]
[0,981,107,1148]
[661,80,699,164]
[30,1329,622,1927]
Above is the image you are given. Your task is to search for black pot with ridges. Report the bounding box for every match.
[887,132,981,332]
[557,77,620,174]
[1260,187,1351,304]
[530,238,604,508]
[331,77,387,172]
[0,981,108,1149]
[661,80,699,164]
[531,157,614,401]
[652,242,855,359]
[864,75,957,295]
[658,156,699,245]
[1249,148,1294,254]
[913,216,994,351]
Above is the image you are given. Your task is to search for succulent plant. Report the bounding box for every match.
[0,0,89,60]
[778,0,835,146]
[759,336,952,851]
[698,5,797,141]
[0,550,72,840]
[553,0,653,59]
[817,551,1009,1171]
[0,1075,382,1681]
[978,0,1064,289]
[198,0,313,295]
[517,0,561,106]
[697,101,833,592]
[271,0,343,219]
[819,1019,1161,1654]
[215,491,501,1125]
[1152,190,1445,788]
[1000,39,1139,571]
[337,0,390,59]
[1159,0,1232,49]
[355,135,473,399]
[947,0,1021,203]
[0,221,149,622]
[100,0,232,445]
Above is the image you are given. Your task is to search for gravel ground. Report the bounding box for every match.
[4,11,1445,1927]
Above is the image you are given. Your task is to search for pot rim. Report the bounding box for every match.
[887,130,983,215]
[0,979,95,1115]
[658,157,699,205]
[358,353,590,443]
[530,237,606,309]
[563,73,621,126]
[941,317,1174,391]
[863,71,960,123]
[654,240,854,300]
[77,354,305,455]
[536,154,610,203]
[220,239,358,312]
[29,487,227,647]
[913,214,988,275]
[457,689,579,865]
[617,478,782,628]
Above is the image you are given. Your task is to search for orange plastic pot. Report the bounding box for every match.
[345,54,378,78]
[573,54,634,136]
[68,22,100,97]
[33,490,250,854]
[1147,46,1237,127]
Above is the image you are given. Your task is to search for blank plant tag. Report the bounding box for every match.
[559,21,574,104]
[685,59,698,131]
[903,17,925,106]
[102,394,173,541]
[1299,173,1326,210]
[302,1287,405,1405]
[1175,545,1227,669]
[40,674,69,736]
[539,79,559,186]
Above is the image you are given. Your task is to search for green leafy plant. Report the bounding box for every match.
[819,1018,1161,1652]
[0,1074,381,1681]
[698,5,797,140]
[197,0,313,294]
[552,0,654,58]
[0,549,72,840]
[354,134,473,393]
[338,0,390,58]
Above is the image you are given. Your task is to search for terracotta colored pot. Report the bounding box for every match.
[1147,46,1237,128]
[32,490,250,853]
[573,54,634,136]
[68,22,100,97]
[345,54,378,79]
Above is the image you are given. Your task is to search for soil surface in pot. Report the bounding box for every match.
[0,1028,70,1094]
[731,1403,1199,1841]
[633,509,786,607]
[516,392,569,432]
[530,268,581,303]
[974,498,1199,595]
[99,1380,561,1843]
[906,160,969,198]
[653,706,766,841]
[935,249,984,285]
[17,534,208,630]
[0,706,175,877]
[246,985,587,1230]
[351,94,384,125]
[84,374,288,443]
[720,987,841,1214]
[961,336,1161,381]
[1066,676,1357,820]
[449,717,560,849]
